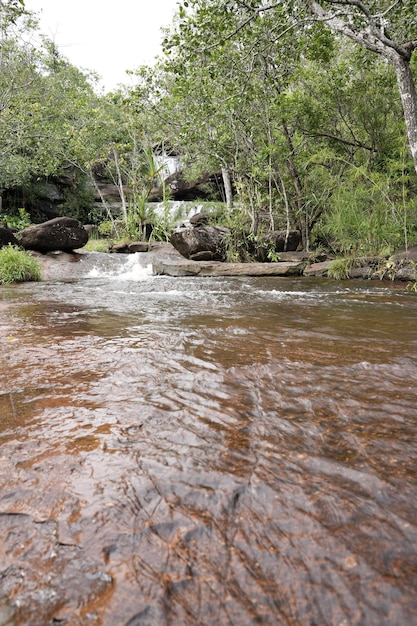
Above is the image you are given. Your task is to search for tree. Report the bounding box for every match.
[156,0,417,252]
[159,0,315,235]
[306,1,417,175]
[179,1,417,173]
[0,0,26,27]
[0,5,106,220]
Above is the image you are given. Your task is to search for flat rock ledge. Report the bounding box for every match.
[152,258,305,277]
[148,244,308,277]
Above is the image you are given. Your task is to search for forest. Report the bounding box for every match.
[1,0,417,260]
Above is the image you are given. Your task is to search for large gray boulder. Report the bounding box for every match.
[170,224,230,261]
[0,227,19,248]
[19,217,88,252]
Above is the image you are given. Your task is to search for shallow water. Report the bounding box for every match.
[0,253,416,625]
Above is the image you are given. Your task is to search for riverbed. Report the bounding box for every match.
[0,253,416,625]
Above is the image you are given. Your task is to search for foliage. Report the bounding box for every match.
[152,0,417,254]
[0,7,102,220]
[0,0,26,27]
[59,172,97,223]
[0,44,96,190]
[97,219,129,240]
[0,244,41,283]
[327,258,355,280]
[305,0,417,177]
[308,0,417,52]
[0,207,30,230]
[98,220,115,238]
[1,0,417,262]
[146,203,173,242]
[317,162,417,255]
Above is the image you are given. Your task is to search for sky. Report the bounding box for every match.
[24,0,180,92]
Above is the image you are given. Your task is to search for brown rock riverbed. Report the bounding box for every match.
[1,257,417,625]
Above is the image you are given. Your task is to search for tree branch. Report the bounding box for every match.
[309,0,407,58]
[301,128,374,152]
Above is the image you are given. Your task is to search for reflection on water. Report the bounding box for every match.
[0,261,417,625]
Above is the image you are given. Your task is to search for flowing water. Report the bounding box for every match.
[0,253,416,626]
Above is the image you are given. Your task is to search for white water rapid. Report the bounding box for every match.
[86,252,153,281]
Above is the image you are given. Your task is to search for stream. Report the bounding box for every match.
[0,252,416,625]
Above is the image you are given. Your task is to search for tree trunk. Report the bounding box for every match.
[391,54,417,176]
[112,147,128,227]
[221,166,234,209]
[89,171,118,235]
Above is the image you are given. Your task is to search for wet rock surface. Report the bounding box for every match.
[0,508,113,625]
[0,272,416,624]
[1,237,417,625]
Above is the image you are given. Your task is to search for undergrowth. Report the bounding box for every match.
[0,245,41,284]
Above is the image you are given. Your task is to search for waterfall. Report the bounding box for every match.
[147,201,204,224]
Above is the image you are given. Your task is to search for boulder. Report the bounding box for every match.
[190,250,216,261]
[0,227,19,248]
[110,241,149,253]
[127,242,149,253]
[109,242,129,253]
[265,230,302,252]
[303,261,334,277]
[189,212,209,226]
[93,182,124,203]
[19,217,88,252]
[149,171,219,201]
[391,245,417,264]
[170,225,229,261]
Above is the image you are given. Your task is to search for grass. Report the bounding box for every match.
[327,258,353,280]
[79,239,111,253]
[0,245,41,284]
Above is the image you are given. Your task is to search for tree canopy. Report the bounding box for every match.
[0,0,416,255]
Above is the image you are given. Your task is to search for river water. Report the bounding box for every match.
[0,253,416,626]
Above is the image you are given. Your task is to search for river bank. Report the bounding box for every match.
[31,242,417,284]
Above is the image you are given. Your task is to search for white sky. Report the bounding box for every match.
[24,0,180,92]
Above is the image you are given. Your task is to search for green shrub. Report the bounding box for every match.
[318,173,417,256]
[0,245,41,284]
[98,219,129,240]
[0,208,31,231]
[98,220,115,237]
[327,257,353,280]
